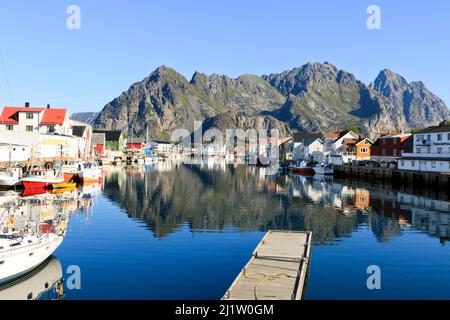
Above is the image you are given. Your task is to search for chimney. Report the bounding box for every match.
[47,104,51,109]
[25,102,30,108]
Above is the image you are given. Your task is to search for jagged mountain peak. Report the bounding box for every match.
[93,63,449,140]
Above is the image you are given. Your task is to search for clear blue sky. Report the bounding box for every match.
[0,0,449,114]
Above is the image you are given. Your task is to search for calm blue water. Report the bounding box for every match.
[7,162,450,299]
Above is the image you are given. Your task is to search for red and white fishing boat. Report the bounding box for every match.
[288,161,315,175]
[20,168,64,189]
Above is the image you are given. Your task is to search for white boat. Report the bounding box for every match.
[79,162,102,183]
[0,233,64,284]
[20,168,64,189]
[0,255,63,300]
[288,161,315,175]
[0,167,22,187]
[0,198,67,284]
[313,163,334,175]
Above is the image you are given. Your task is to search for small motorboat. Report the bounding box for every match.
[0,167,22,188]
[288,161,315,175]
[78,162,102,183]
[313,163,334,175]
[20,168,64,189]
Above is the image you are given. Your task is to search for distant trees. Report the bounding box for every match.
[345,126,360,134]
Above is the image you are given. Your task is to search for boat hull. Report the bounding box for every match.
[293,168,315,175]
[63,172,77,182]
[0,178,19,187]
[21,181,52,189]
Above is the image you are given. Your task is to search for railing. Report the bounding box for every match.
[402,152,450,159]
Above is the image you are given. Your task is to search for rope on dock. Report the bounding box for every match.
[243,270,294,300]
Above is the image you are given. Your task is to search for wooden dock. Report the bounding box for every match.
[223,230,312,300]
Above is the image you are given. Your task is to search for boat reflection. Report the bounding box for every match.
[0,256,63,300]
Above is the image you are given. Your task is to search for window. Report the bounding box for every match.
[26,125,33,132]
[448,133,450,141]
[6,125,13,131]
[382,149,386,156]
[26,113,33,120]
[47,125,55,133]
[393,149,397,157]
[437,147,442,154]
[393,138,398,145]
[382,139,386,145]
[431,161,436,168]
[416,147,421,154]
[400,160,405,166]
[360,148,368,153]
[411,160,415,167]
[437,134,442,141]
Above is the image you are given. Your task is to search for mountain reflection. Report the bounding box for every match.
[98,160,442,243]
[101,160,450,244]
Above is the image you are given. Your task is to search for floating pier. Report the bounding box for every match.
[223,230,312,300]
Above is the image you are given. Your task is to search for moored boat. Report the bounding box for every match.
[288,161,315,175]
[313,163,334,175]
[62,160,79,182]
[20,168,64,189]
[0,167,22,188]
[78,162,102,183]
[0,207,67,284]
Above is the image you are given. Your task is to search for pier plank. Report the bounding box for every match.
[223,230,312,300]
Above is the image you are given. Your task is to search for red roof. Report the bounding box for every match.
[41,108,67,125]
[343,138,359,145]
[0,106,67,125]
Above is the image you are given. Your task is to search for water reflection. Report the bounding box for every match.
[101,159,450,245]
[0,183,101,299]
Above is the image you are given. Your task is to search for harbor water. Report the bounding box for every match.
[1,160,450,299]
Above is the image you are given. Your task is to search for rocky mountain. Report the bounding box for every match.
[70,112,98,124]
[92,62,449,139]
[370,69,449,129]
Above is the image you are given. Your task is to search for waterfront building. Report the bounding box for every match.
[92,130,125,152]
[398,124,450,173]
[0,143,30,163]
[0,103,79,161]
[292,133,324,162]
[92,132,106,157]
[126,137,145,154]
[150,140,175,157]
[371,134,413,163]
[325,130,367,165]
[71,120,93,160]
